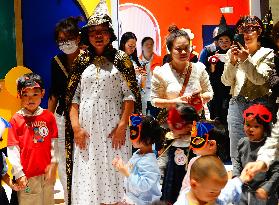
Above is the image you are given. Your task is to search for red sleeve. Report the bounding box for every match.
[7,116,19,146]
[49,112,58,139]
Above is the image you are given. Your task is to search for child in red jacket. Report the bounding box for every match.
[7,73,58,205]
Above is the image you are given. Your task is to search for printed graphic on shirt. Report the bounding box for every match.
[174,148,187,165]
[30,121,49,143]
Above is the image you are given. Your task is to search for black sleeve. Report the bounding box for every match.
[260,160,279,195]
[49,56,64,98]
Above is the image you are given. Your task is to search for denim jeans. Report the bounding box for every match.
[227,96,268,166]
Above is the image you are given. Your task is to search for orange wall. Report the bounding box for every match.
[119,0,250,55]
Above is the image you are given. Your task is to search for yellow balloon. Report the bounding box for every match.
[4,66,32,97]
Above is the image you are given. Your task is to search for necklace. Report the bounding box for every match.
[93,56,106,80]
[171,62,190,78]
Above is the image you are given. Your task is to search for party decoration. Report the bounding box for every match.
[4,66,32,97]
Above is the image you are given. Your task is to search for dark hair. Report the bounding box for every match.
[141,37,154,47]
[235,16,264,42]
[166,24,190,51]
[54,16,82,41]
[176,103,200,123]
[119,32,141,67]
[205,120,230,162]
[17,73,44,94]
[139,116,164,151]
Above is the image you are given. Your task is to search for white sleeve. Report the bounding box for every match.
[199,64,214,100]
[257,110,279,166]
[221,50,238,86]
[51,138,59,163]
[72,82,81,104]
[151,68,166,106]
[240,50,273,85]
[7,145,25,179]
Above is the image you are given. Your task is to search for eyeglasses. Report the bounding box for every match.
[129,114,142,142]
[88,29,110,36]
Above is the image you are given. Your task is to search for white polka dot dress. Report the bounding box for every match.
[71,59,134,205]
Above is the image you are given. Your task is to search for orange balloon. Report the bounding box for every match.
[4,66,32,97]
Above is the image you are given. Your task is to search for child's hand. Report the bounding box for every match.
[243,161,267,179]
[11,182,21,191]
[45,163,58,183]
[255,188,268,200]
[16,176,28,189]
[239,168,253,183]
[112,156,129,177]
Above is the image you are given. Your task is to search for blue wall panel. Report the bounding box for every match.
[22,0,85,107]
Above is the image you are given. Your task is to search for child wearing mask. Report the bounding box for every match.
[7,73,58,205]
[160,104,199,204]
[112,115,164,205]
[233,104,279,205]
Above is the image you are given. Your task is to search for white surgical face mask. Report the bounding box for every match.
[58,40,78,54]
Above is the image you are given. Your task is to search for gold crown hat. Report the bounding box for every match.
[84,0,113,28]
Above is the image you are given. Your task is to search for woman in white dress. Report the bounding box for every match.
[64,1,141,204]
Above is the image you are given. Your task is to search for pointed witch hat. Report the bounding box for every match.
[82,0,117,42]
[84,0,112,28]
[214,15,233,40]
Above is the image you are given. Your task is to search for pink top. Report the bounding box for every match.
[180,156,200,191]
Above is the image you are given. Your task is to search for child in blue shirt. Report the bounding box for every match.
[113,115,164,205]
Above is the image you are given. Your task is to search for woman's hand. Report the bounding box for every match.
[135,67,147,75]
[109,121,126,150]
[255,188,268,200]
[176,94,192,104]
[230,45,239,66]
[73,127,90,150]
[230,43,249,64]
[44,163,58,183]
[237,43,249,62]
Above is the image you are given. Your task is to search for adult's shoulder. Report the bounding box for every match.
[153,62,171,76]
[192,61,206,71]
[259,47,274,54]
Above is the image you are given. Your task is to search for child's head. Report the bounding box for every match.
[17,73,45,113]
[190,155,228,203]
[191,120,229,162]
[167,103,199,138]
[129,115,164,150]
[243,104,272,141]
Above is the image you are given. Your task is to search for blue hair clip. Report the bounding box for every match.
[130,115,142,127]
[197,122,214,136]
